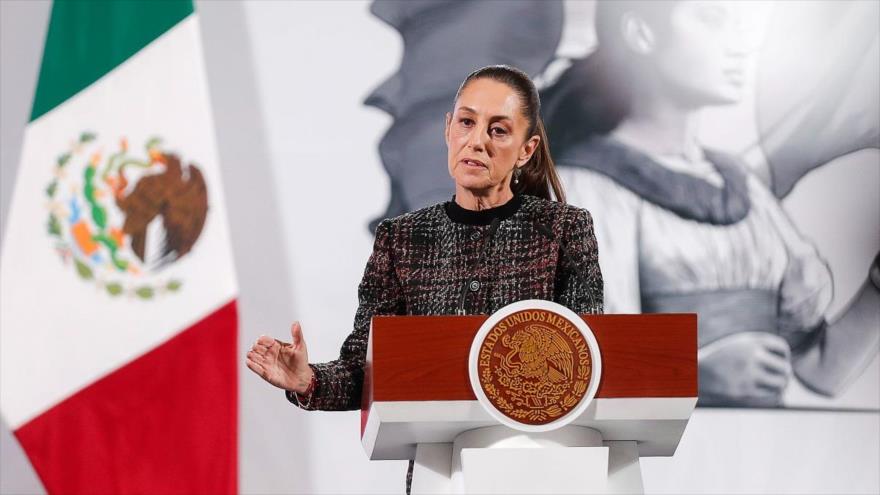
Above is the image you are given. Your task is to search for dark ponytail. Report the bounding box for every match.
[455,65,566,203]
[514,117,565,202]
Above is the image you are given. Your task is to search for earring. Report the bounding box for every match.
[513,166,521,185]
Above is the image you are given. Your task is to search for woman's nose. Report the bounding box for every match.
[467,126,487,151]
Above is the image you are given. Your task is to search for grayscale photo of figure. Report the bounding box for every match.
[544,0,879,408]
[366,0,879,409]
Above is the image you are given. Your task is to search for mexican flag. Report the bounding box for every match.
[0,1,238,493]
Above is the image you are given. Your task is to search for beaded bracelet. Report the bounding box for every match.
[288,368,317,409]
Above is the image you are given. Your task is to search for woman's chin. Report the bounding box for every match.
[454,174,492,191]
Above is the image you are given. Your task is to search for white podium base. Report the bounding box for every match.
[410,426,643,495]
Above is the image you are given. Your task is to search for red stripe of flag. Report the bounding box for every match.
[15,300,238,494]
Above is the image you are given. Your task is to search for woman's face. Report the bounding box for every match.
[648,1,767,106]
[445,78,539,195]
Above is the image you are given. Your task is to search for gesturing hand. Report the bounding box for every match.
[246,322,314,394]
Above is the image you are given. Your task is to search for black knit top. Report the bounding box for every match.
[287,193,603,411]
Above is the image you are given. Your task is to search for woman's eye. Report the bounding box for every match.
[459,118,474,126]
[490,127,508,136]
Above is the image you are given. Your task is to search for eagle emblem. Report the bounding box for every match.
[44,132,208,299]
[476,308,593,426]
[499,324,574,407]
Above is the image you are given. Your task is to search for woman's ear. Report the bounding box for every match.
[444,112,452,146]
[518,135,541,165]
[621,12,656,55]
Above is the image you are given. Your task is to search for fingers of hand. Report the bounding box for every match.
[255,334,276,347]
[247,350,272,369]
[251,342,273,358]
[752,346,792,394]
[756,346,793,376]
[755,370,789,393]
[251,335,280,357]
[245,357,265,377]
[756,333,791,359]
[291,321,303,348]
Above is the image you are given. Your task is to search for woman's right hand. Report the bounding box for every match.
[246,321,314,394]
[698,331,793,407]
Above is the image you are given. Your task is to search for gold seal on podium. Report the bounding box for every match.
[469,300,602,432]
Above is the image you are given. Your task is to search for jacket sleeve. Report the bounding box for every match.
[287,219,405,411]
[555,206,604,315]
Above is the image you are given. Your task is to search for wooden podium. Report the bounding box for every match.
[361,313,697,494]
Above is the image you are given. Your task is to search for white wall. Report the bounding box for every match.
[1,2,52,493]
[1,1,877,494]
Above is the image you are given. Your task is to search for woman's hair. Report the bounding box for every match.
[541,1,676,154]
[454,64,566,203]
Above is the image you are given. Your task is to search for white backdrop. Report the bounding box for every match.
[1,1,877,494]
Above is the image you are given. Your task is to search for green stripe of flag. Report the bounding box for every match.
[31,0,194,122]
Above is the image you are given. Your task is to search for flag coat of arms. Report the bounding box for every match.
[0,1,238,493]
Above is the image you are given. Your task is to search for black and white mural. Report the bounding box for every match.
[366,0,879,410]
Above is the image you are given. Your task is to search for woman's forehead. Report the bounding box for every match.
[455,79,523,120]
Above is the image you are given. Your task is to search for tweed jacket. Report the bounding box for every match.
[287,193,603,411]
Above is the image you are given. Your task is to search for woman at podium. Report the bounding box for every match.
[245,64,602,414]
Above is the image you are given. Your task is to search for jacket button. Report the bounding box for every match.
[470,231,481,240]
[468,280,481,292]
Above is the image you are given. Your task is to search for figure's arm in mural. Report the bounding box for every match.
[562,168,793,406]
[793,254,880,397]
[556,168,640,313]
[764,181,879,398]
[756,0,879,198]
[683,175,820,408]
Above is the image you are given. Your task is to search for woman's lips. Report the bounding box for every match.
[461,158,487,168]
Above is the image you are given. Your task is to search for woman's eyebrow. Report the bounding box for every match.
[457,106,512,122]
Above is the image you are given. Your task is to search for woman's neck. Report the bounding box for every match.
[454,183,514,211]
[612,90,703,163]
